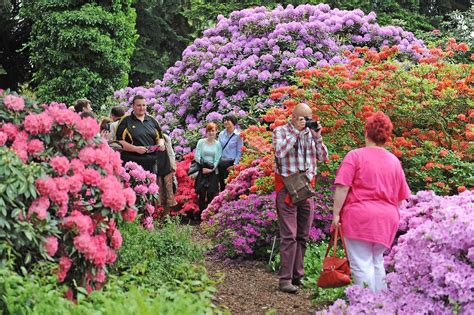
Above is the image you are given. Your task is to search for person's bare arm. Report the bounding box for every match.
[332,184,350,226]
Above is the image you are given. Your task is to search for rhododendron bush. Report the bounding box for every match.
[115,4,425,154]
[120,162,159,230]
[320,191,474,314]
[0,91,138,293]
[200,166,333,258]
[239,45,473,195]
[170,153,199,216]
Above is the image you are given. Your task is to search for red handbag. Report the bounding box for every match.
[317,225,351,288]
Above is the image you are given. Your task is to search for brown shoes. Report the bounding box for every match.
[279,283,298,293]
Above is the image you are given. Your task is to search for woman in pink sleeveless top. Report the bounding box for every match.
[332,111,410,293]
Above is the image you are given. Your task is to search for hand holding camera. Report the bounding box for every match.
[304,117,321,132]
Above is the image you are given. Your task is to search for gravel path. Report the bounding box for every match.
[191,225,315,314]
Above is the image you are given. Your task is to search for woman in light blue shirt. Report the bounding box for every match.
[218,114,243,190]
[194,123,222,215]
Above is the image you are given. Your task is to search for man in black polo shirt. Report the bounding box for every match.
[115,95,168,174]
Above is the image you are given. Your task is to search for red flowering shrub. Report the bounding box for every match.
[171,153,199,216]
[0,90,138,293]
[237,43,473,195]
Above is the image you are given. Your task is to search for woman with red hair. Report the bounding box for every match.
[194,123,222,218]
[332,111,410,293]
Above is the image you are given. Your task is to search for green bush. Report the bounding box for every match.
[0,147,58,270]
[112,219,208,288]
[0,264,222,315]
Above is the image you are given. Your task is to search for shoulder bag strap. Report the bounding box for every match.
[221,132,235,151]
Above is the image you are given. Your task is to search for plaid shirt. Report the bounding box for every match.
[273,123,328,180]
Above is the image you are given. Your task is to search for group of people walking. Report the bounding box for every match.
[73,95,411,296]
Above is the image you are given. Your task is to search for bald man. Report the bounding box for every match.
[273,103,328,293]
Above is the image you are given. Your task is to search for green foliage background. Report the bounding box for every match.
[21,0,137,108]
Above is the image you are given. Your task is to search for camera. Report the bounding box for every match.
[104,123,110,132]
[304,117,321,131]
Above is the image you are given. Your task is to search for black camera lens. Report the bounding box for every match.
[304,117,321,131]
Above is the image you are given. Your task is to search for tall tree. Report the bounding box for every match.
[0,1,32,91]
[22,0,137,107]
[129,0,194,86]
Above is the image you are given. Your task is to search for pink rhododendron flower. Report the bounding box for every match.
[68,174,84,193]
[78,147,96,165]
[121,208,137,222]
[50,108,79,126]
[106,248,117,264]
[0,123,19,140]
[56,202,68,218]
[70,158,85,174]
[91,235,108,267]
[49,186,69,206]
[23,112,54,135]
[148,183,159,195]
[129,169,147,181]
[93,269,106,283]
[110,229,123,249]
[36,177,54,196]
[27,139,45,155]
[99,175,122,192]
[44,236,59,257]
[124,161,140,171]
[123,187,136,206]
[82,168,101,186]
[143,216,154,230]
[133,184,148,195]
[0,131,7,146]
[62,210,94,235]
[145,204,155,215]
[101,189,127,212]
[121,171,131,182]
[58,256,73,282]
[28,197,50,220]
[12,131,28,162]
[4,94,25,111]
[76,117,99,140]
[50,156,70,175]
[94,149,109,168]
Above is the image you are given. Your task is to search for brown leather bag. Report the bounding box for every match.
[281,172,315,203]
[317,225,351,288]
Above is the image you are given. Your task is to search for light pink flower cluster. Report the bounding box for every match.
[4,94,25,111]
[121,161,160,229]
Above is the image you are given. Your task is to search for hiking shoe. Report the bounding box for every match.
[279,283,298,294]
[292,278,302,286]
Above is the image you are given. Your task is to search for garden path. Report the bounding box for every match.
[191,225,316,314]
